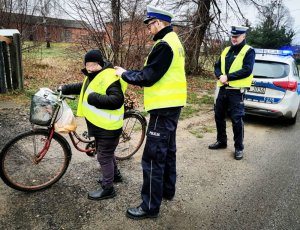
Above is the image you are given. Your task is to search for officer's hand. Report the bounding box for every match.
[219,75,228,84]
[114,66,127,77]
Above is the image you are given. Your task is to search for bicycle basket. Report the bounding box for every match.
[30,95,58,126]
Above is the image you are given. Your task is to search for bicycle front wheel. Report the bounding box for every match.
[115,111,147,160]
[0,129,72,192]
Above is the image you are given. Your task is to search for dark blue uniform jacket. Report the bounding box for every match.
[214,40,255,82]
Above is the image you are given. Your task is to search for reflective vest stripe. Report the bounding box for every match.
[82,101,123,121]
[83,88,123,121]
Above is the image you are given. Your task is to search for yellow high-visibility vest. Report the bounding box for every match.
[218,44,253,88]
[144,32,187,111]
[77,68,127,130]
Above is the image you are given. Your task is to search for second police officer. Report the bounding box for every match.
[209,25,255,160]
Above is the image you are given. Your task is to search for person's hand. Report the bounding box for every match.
[114,66,127,77]
[219,75,228,85]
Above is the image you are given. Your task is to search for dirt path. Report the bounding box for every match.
[0,103,253,230]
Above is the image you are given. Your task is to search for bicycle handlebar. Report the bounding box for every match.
[53,90,76,101]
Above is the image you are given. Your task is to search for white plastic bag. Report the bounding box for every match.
[30,88,58,126]
[54,100,77,133]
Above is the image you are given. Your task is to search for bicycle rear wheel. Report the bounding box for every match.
[0,129,72,192]
[115,111,147,160]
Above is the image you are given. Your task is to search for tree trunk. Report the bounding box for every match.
[111,0,121,65]
[185,0,212,75]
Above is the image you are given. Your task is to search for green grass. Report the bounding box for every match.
[189,126,215,138]
[180,105,201,120]
[198,94,214,105]
[23,42,78,59]
[67,98,79,113]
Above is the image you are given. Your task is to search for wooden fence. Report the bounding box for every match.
[0,30,23,93]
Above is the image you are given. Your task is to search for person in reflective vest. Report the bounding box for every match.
[115,5,187,220]
[61,49,127,200]
[209,25,255,160]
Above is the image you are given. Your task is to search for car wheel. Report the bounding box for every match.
[286,112,297,125]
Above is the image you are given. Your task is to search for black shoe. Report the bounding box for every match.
[88,187,116,200]
[163,195,174,201]
[234,149,244,160]
[208,141,227,150]
[162,193,174,201]
[97,170,123,184]
[126,206,158,220]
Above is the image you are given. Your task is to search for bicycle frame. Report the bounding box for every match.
[32,91,96,162]
[32,91,146,163]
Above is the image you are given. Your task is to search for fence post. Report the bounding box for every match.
[2,42,12,90]
[0,29,22,93]
[0,42,6,93]
[13,33,23,90]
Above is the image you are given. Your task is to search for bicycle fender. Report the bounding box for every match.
[125,110,147,126]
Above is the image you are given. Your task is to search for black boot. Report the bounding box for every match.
[88,186,116,200]
[234,149,244,160]
[113,170,123,182]
[208,141,227,150]
[126,206,158,220]
[97,170,123,184]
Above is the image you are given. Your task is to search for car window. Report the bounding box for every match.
[253,61,289,78]
[292,61,299,77]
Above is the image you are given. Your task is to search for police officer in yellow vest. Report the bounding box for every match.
[61,50,127,200]
[115,5,187,220]
[209,25,255,160]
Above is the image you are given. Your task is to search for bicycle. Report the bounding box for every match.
[0,90,147,192]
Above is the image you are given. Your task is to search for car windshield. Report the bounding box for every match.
[253,61,290,78]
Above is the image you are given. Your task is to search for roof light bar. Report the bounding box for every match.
[254,48,293,56]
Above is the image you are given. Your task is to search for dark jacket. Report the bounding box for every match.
[121,25,182,115]
[62,61,124,138]
[214,40,255,81]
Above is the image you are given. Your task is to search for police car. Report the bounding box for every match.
[244,49,300,124]
[214,48,300,124]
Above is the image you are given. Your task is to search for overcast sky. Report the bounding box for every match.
[283,0,300,44]
[241,0,300,44]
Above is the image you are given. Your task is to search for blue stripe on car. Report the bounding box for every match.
[244,95,281,104]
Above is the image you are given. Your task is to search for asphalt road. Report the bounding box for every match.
[188,114,300,229]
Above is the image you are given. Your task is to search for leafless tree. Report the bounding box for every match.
[257,0,294,29]
[154,0,273,74]
[65,0,152,67]
[0,0,65,48]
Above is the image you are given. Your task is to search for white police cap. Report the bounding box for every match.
[144,5,174,24]
[231,25,249,36]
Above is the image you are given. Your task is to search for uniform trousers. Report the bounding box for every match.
[140,108,181,215]
[215,87,245,151]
